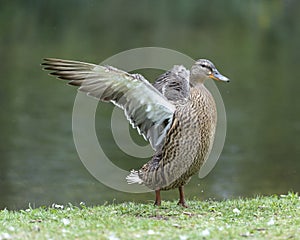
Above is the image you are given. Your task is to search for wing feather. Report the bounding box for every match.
[42,58,175,150]
[153,65,190,102]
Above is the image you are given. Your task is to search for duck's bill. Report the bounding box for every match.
[209,71,230,82]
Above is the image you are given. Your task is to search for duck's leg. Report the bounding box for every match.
[154,190,161,206]
[177,186,188,207]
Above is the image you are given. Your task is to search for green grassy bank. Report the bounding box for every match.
[0,193,299,239]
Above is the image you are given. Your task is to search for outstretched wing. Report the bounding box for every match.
[153,65,190,102]
[42,58,176,150]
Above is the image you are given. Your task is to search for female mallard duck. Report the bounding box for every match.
[42,58,229,207]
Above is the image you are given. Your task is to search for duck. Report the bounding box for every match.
[42,58,229,207]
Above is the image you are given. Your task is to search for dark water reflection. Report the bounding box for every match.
[1,1,300,209]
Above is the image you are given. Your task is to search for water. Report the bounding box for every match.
[1,1,300,209]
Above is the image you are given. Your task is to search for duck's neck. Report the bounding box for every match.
[191,82,205,89]
[190,75,206,87]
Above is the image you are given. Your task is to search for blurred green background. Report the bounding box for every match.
[1,0,300,209]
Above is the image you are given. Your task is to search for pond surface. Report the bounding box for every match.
[1,1,300,209]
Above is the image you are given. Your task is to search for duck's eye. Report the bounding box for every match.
[200,64,213,72]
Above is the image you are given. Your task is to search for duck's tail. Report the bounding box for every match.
[126,170,144,184]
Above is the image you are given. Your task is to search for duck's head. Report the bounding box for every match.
[190,59,230,85]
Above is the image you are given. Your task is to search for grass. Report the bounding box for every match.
[0,193,299,240]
